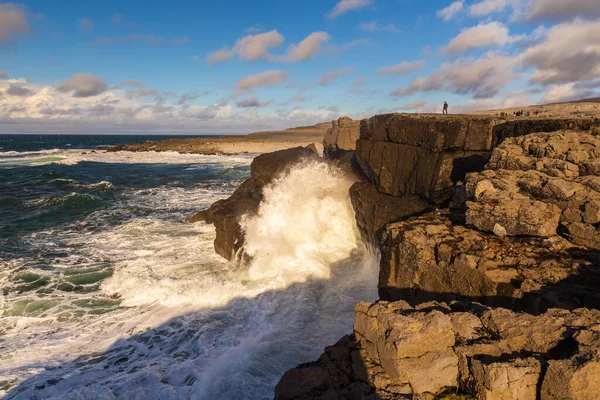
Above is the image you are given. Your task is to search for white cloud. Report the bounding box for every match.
[378,60,426,75]
[207,30,330,63]
[318,67,354,86]
[207,30,284,63]
[443,22,512,54]
[525,0,600,21]
[437,1,464,21]
[468,0,510,17]
[392,52,516,99]
[0,3,30,44]
[234,70,289,96]
[279,32,331,62]
[79,18,94,32]
[0,76,360,134]
[6,84,34,97]
[359,21,400,33]
[327,0,373,19]
[0,72,9,80]
[236,96,273,108]
[57,73,109,98]
[540,82,598,104]
[520,19,600,85]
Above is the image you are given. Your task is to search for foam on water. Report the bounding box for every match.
[0,148,255,167]
[1,155,378,399]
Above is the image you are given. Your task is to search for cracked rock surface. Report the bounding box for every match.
[276,301,600,400]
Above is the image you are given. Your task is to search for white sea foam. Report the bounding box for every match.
[1,157,378,399]
[0,148,255,167]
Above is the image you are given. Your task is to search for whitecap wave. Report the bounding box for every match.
[1,157,378,399]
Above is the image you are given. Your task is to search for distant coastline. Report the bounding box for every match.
[106,122,330,155]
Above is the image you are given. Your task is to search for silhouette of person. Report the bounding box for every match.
[443,101,449,115]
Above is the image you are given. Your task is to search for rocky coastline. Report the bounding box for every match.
[193,112,600,399]
[106,123,329,155]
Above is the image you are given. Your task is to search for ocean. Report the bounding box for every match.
[0,134,378,399]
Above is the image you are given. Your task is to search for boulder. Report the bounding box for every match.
[276,302,600,400]
[379,210,600,312]
[323,117,360,159]
[190,146,318,260]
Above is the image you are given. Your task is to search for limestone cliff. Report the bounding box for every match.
[276,114,600,400]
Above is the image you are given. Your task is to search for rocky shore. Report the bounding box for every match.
[106,123,329,155]
[193,112,600,399]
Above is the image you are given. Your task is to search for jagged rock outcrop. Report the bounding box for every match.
[323,117,360,159]
[191,146,318,260]
[276,301,600,400]
[379,210,600,312]
[463,131,600,249]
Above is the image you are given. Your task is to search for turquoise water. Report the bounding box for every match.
[0,135,377,399]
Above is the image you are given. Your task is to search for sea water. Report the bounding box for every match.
[0,134,378,399]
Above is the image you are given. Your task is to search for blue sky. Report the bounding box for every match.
[0,0,599,133]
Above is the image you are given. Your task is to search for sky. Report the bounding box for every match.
[0,0,599,134]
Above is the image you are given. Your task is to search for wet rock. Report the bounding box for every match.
[190,146,318,261]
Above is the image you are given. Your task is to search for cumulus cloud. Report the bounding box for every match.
[391,52,516,99]
[79,18,94,32]
[0,72,8,80]
[468,0,511,17]
[378,60,426,75]
[0,75,354,134]
[437,1,464,21]
[207,30,330,63]
[443,22,512,54]
[540,82,599,104]
[207,30,284,63]
[0,3,30,44]
[6,84,34,97]
[236,96,273,108]
[93,34,190,47]
[234,70,289,96]
[318,67,354,86]
[279,32,330,62]
[58,73,109,97]
[359,21,400,33]
[524,0,600,21]
[520,19,600,85]
[327,0,373,19]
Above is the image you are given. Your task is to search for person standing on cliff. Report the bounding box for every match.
[443,101,449,115]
